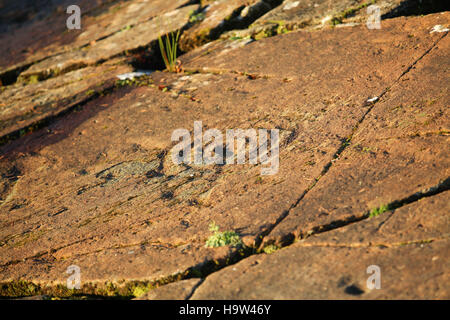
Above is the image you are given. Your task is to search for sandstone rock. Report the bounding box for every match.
[351,31,450,141]
[179,0,283,51]
[17,4,198,82]
[221,0,407,40]
[301,190,450,247]
[181,12,449,78]
[0,1,448,300]
[0,0,113,71]
[264,29,450,246]
[134,278,202,300]
[190,240,449,299]
[0,59,132,139]
[0,0,190,79]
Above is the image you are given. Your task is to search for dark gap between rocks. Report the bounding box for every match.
[215,0,283,39]
[289,176,450,247]
[178,0,284,51]
[383,0,450,19]
[177,0,201,9]
[0,63,33,87]
[126,36,181,72]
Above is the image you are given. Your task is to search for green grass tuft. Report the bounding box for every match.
[158,29,181,73]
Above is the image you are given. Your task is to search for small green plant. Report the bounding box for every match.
[263,244,279,254]
[369,204,390,218]
[132,285,150,298]
[158,29,181,73]
[189,11,206,24]
[205,222,243,248]
[28,75,40,84]
[121,24,132,31]
[85,89,96,96]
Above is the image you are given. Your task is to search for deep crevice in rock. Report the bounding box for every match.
[0,64,34,87]
[383,0,450,19]
[0,272,187,299]
[275,176,450,249]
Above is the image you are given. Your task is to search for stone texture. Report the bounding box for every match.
[0,84,239,284]
[261,0,405,25]
[179,0,283,51]
[181,12,450,78]
[0,0,190,77]
[134,278,202,300]
[265,134,449,246]
[0,0,448,300]
[264,28,450,246]
[0,15,446,289]
[220,0,407,40]
[0,0,114,71]
[0,59,132,138]
[301,190,450,247]
[191,240,450,299]
[17,4,198,82]
[255,0,363,26]
[351,30,450,141]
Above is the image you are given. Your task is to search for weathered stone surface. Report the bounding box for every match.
[255,0,404,26]
[351,31,450,141]
[181,12,449,78]
[255,0,361,26]
[0,0,448,300]
[0,0,113,71]
[75,0,190,46]
[219,0,411,41]
[0,0,190,77]
[135,278,202,300]
[17,5,198,82]
[234,0,367,37]
[265,134,449,245]
[191,240,449,299]
[180,0,256,51]
[179,0,283,51]
[0,59,132,138]
[0,84,237,284]
[301,190,450,247]
[1,14,448,293]
[264,29,450,246]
